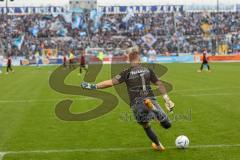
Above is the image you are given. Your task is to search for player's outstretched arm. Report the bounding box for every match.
[81,79,119,90]
[96,79,119,89]
[155,80,175,113]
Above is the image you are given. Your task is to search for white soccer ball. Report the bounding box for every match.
[175,135,189,149]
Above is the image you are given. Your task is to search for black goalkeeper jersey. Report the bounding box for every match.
[114,65,159,105]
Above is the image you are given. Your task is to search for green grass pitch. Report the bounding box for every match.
[0,63,240,160]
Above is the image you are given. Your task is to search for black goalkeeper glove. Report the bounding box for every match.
[81,82,97,90]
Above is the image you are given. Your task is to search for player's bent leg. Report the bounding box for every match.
[200,63,204,70]
[160,119,171,129]
[132,99,166,151]
[80,66,82,73]
[207,64,211,71]
[151,100,172,129]
[6,66,10,74]
[132,101,164,151]
[140,122,165,151]
[84,67,88,73]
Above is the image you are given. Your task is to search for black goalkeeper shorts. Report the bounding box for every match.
[131,97,169,124]
[80,64,86,68]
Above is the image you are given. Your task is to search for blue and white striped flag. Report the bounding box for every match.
[122,8,134,22]
[13,34,25,50]
[90,9,103,32]
[31,26,39,37]
[79,32,87,37]
[103,22,112,31]
[135,23,144,30]
[141,33,157,47]
[72,15,83,29]
[90,9,97,20]
[57,27,68,37]
[62,13,72,23]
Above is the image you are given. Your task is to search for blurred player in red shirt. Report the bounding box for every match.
[63,53,67,68]
[6,54,14,74]
[198,50,211,72]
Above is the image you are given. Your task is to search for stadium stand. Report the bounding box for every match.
[0,11,239,57]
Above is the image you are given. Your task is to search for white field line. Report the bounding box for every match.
[172,87,240,93]
[177,93,240,96]
[188,144,240,148]
[0,144,239,159]
[0,153,5,160]
[0,97,94,103]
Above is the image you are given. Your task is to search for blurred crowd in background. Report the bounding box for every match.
[0,11,240,58]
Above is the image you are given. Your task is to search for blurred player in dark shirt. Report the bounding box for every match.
[79,50,88,74]
[81,47,175,151]
[198,50,211,72]
[6,54,14,74]
[63,53,67,68]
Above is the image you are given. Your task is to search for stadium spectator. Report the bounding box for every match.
[148,47,157,62]
[0,54,3,74]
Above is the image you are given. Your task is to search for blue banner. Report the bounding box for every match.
[99,5,184,14]
[234,44,240,50]
[237,4,240,11]
[141,55,195,63]
[0,6,65,14]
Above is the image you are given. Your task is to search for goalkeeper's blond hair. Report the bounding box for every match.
[127,46,140,62]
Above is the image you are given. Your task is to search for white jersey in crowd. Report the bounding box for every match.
[0,55,3,66]
[0,55,3,73]
[148,49,157,55]
[148,49,157,62]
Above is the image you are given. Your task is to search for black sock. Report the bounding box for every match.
[143,127,160,146]
[207,64,210,70]
[200,64,204,70]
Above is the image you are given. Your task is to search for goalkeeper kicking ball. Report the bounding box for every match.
[175,135,189,149]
